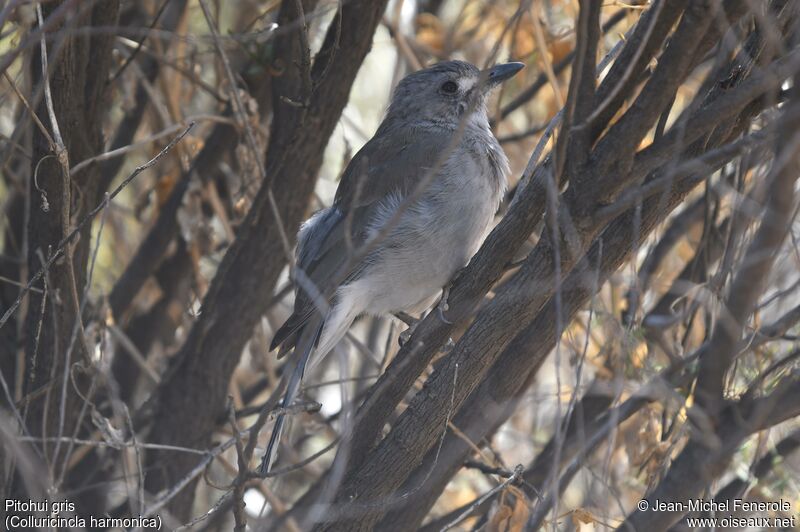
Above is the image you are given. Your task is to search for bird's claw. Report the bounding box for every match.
[399,323,417,347]
[438,282,454,325]
[437,304,452,325]
[396,313,420,347]
[394,311,418,327]
[440,337,455,353]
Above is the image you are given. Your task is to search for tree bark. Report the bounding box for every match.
[21,0,119,516]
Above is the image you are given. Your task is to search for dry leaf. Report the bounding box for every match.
[571,507,598,531]
[488,487,530,532]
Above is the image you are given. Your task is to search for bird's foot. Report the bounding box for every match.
[394,311,418,327]
[395,312,420,348]
[399,327,413,347]
[440,337,455,353]
[438,276,459,325]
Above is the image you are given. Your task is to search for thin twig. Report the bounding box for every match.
[441,464,524,531]
[3,72,55,148]
[70,115,231,175]
[531,0,564,108]
[36,3,66,158]
[18,436,212,455]
[142,436,239,518]
[107,0,173,85]
[229,402,248,531]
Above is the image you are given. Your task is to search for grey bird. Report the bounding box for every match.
[261,60,523,473]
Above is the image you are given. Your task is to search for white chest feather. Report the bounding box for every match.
[352,136,507,315]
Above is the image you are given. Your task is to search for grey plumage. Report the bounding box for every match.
[261,60,523,474]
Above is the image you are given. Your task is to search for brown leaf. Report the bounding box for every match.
[571,508,598,529]
[488,487,530,532]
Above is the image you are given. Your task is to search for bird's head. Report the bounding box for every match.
[384,60,524,129]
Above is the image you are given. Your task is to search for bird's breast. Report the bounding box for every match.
[356,143,506,315]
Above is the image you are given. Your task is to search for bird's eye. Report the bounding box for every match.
[441,80,458,94]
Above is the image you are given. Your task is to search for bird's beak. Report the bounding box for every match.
[482,62,525,90]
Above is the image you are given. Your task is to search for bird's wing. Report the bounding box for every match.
[270,127,452,352]
[334,126,453,211]
[308,127,453,268]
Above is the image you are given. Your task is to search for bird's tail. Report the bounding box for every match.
[260,317,324,475]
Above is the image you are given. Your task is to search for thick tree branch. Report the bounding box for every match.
[144,0,389,519]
